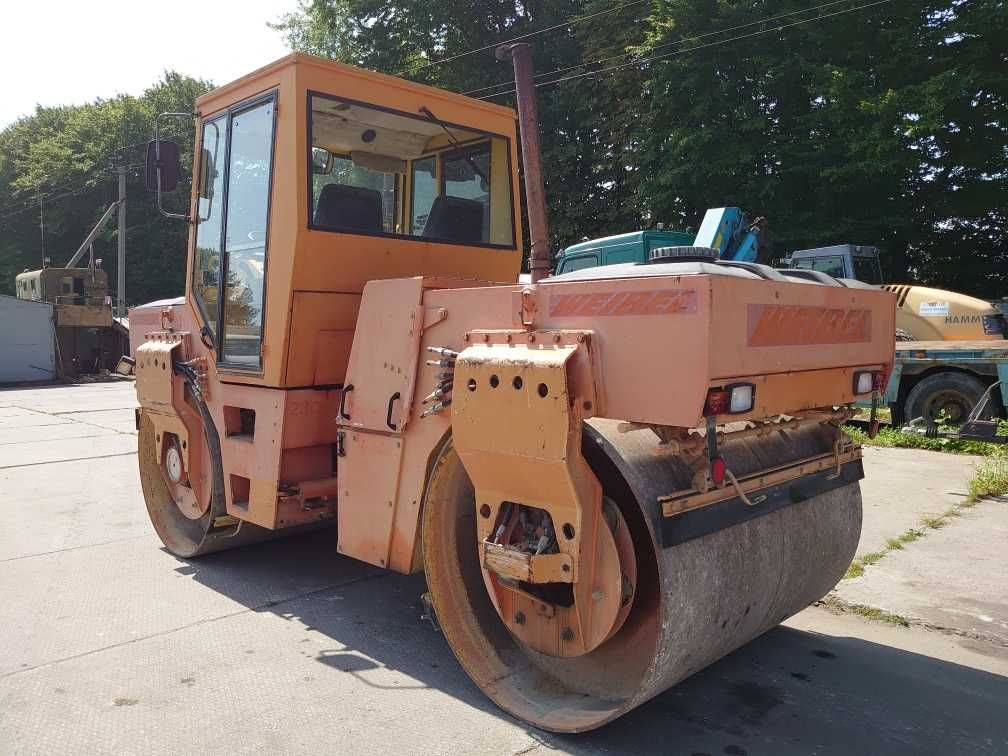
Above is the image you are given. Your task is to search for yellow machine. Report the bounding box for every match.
[15,266,111,327]
[885,284,1004,341]
[786,244,1005,341]
[15,265,118,377]
[132,51,895,731]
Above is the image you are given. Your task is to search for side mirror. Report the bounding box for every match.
[146,140,182,192]
[312,147,333,175]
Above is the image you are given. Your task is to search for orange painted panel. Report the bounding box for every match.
[341,278,425,433]
[746,304,871,346]
[337,430,403,568]
[709,278,896,379]
[281,389,342,448]
[285,291,360,386]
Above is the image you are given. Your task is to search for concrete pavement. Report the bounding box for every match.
[855,445,983,556]
[835,496,1008,644]
[0,381,1005,755]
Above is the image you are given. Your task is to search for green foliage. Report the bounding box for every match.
[273,0,653,262]
[1,0,1004,305]
[842,423,1008,457]
[636,0,1006,295]
[968,457,1008,501]
[0,72,211,304]
[276,0,1006,293]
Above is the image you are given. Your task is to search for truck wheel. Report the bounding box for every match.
[903,372,992,425]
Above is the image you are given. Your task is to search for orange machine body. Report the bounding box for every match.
[134,222,894,573]
[132,53,896,732]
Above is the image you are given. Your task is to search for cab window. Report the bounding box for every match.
[192,115,225,337]
[188,94,276,371]
[313,154,397,233]
[308,92,514,247]
[411,156,437,234]
[853,255,883,284]
[793,255,845,278]
[556,254,599,274]
[221,99,274,367]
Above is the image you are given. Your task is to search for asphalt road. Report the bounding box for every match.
[1,381,1005,755]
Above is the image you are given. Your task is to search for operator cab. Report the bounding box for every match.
[785,244,883,285]
[145,53,522,385]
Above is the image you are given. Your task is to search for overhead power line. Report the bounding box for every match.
[0,142,150,217]
[0,164,143,223]
[463,0,864,97]
[396,0,649,77]
[477,0,894,99]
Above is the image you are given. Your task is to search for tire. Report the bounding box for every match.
[903,372,992,425]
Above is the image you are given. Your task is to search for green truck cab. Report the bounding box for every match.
[553,229,695,274]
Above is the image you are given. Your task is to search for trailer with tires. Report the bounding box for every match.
[886,341,1008,437]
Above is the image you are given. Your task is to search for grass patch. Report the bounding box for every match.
[859,550,887,566]
[967,457,1008,502]
[844,562,864,579]
[843,424,1007,457]
[844,516,964,580]
[820,596,911,627]
[841,437,1006,583]
[847,603,911,628]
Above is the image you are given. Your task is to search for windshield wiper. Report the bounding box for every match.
[419,106,490,186]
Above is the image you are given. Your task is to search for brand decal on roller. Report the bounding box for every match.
[748,304,871,346]
[550,289,697,317]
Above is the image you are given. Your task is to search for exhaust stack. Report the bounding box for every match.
[496,43,551,283]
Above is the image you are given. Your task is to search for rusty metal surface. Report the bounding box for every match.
[582,419,862,724]
[659,445,863,516]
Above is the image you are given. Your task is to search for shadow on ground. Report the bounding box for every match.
[173,529,1008,756]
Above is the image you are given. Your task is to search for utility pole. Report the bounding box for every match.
[117,167,127,317]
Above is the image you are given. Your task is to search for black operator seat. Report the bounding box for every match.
[314,184,383,232]
[422,196,485,243]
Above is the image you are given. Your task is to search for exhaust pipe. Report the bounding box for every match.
[496,43,551,284]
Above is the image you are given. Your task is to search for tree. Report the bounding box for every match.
[276,0,1006,296]
[0,72,211,304]
[273,0,653,260]
[637,0,1006,297]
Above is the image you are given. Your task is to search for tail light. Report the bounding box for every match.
[853,371,876,395]
[705,383,756,416]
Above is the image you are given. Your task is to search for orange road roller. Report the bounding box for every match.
[132,50,895,732]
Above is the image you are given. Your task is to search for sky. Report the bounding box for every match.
[1,0,298,128]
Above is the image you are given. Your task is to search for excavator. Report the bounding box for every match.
[131,49,895,732]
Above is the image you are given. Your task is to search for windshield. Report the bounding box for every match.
[308,93,513,247]
[792,255,845,278]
